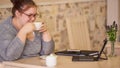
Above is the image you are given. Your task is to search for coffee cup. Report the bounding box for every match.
[33,22,42,30]
[46,54,57,67]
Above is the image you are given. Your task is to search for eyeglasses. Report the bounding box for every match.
[21,12,38,18]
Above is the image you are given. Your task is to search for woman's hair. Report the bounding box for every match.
[10,0,37,17]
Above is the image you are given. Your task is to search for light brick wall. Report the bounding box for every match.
[0,0,107,51]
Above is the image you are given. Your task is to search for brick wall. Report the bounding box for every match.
[0,0,107,51]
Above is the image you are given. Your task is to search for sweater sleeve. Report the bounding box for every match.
[0,36,24,61]
[0,17,25,61]
[40,39,55,55]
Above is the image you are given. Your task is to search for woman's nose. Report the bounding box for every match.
[30,16,36,22]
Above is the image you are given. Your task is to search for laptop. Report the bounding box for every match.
[55,50,99,56]
[72,38,108,61]
[55,38,108,61]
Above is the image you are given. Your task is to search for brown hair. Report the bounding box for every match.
[10,0,37,17]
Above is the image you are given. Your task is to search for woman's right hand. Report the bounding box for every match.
[17,23,35,43]
[21,23,35,41]
[21,23,35,34]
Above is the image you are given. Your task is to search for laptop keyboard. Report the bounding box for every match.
[55,50,99,56]
[55,51,81,56]
[72,56,98,61]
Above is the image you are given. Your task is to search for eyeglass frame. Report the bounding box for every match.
[20,11,38,18]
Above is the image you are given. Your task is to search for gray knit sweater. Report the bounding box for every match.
[0,16,54,62]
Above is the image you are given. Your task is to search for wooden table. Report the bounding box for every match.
[2,56,120,68]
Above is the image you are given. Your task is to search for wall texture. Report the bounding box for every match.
[0,0,107,51]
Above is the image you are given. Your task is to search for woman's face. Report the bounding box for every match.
[17,7,37,26]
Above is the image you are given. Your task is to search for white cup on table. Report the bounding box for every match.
[46,54,57,67]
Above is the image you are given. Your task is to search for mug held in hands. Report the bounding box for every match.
[33,22,42,30]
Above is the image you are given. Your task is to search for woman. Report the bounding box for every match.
[0,0,54,62]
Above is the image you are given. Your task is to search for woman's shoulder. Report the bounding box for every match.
[0,16,12,24]
[0,16,15,36]
[0,16,12,26]
[0,16,13,30]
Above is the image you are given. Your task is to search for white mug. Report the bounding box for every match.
[46,54,57,67]
[33,22,42,30]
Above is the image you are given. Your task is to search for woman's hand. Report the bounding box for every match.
[17,23,35,42]
[21,23,35,34]
[38,22,47,33]
[17,23,35,43]
[38,22,52,42]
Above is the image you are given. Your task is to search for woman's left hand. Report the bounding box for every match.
[39,22,48,33]
[38,22,52,42]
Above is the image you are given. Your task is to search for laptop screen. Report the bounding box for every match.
[97,38,108,59]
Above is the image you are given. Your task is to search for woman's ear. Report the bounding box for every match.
[15,10,21,17]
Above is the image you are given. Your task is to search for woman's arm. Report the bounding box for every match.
[0,36,24,61]
[40,31,55,55]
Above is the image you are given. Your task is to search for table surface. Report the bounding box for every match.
[2,56,120,68]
